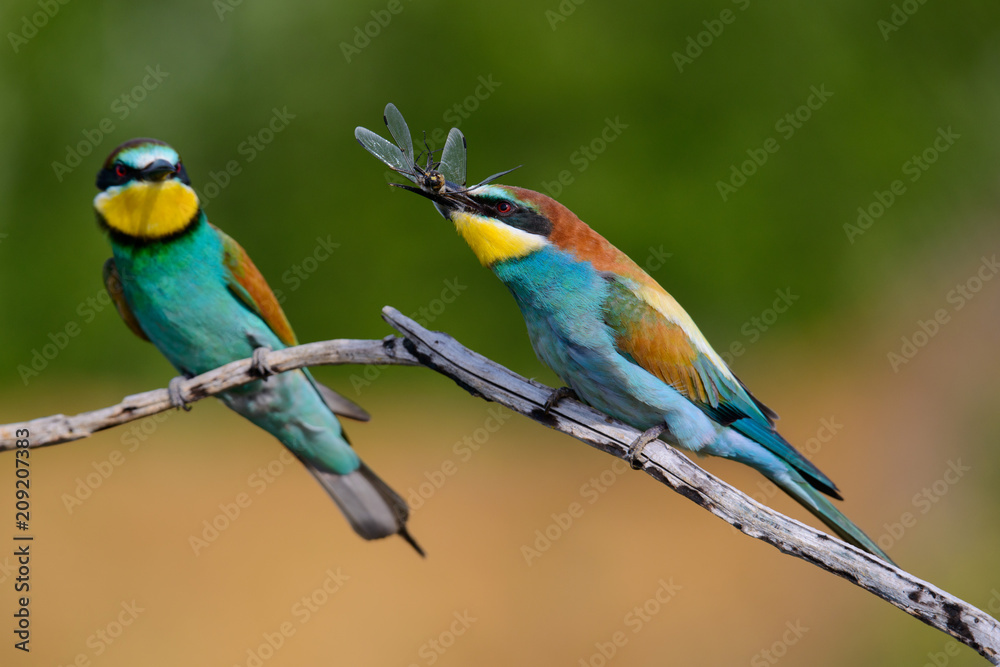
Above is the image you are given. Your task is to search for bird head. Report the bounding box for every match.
[404,183,570,267]
[94,138,199,241]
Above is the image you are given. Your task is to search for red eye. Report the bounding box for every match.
[114,164,127,178]
[175,162,182,173]
[496,201,513,215]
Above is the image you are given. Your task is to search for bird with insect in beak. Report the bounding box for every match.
[94,137,422,555]
[356,106,892,563]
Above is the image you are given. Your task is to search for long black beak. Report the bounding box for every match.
[140,159,176,182]
[392,182,482,220]
[391,164,520,219]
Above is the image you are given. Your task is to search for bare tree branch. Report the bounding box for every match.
[0,307,996,662]
[0,338,420,450]
[380,307,1000,664]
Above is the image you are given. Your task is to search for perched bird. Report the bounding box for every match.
[94,138,421,554]
[399,179,891,563]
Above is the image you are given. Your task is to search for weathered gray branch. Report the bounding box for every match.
[0,338,420,450]
[0,307,996,662]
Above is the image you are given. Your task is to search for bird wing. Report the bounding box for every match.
[215,224,297,347]
[103,258,150,342]
[601,274,773,425]
[214,224,370,422]
[601,274,838,496]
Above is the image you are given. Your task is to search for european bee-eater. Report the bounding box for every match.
[356,107,889,562]
[94,138,421,554]
[423,183,891,561]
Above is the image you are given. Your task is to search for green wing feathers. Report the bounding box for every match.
[602,275,839,496]
[214,224,297,347]
[602,276,772,425]
[213,226,370,423]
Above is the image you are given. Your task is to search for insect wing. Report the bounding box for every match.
[383,103,415,167]
[354,126,417,181]
[471,165,522,190]
[439,128,467,187]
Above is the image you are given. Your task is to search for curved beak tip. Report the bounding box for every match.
[392,181,479,221]
[141,159,176,181]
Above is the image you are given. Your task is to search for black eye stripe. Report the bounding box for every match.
[95,159,191,190]
[96,165,129,190]
[476,197,552,237]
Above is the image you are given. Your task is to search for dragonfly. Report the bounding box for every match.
[355,103,518,204]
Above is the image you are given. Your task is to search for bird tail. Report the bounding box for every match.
[305,460,425,557]
[766,467,894,565]
[710,432,893,564]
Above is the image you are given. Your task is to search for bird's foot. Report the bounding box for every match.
[627,424,667,470]
[168,376,192,412]
[250,346,275,381]
[543,386,578,415]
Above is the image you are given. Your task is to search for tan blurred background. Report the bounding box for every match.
[2,0,1000,665]
[3,244,1000,665]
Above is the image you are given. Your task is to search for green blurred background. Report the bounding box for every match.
[2,1,1000,665]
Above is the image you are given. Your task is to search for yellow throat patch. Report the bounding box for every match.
[453,212,547,266]
[95,180,200,239]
